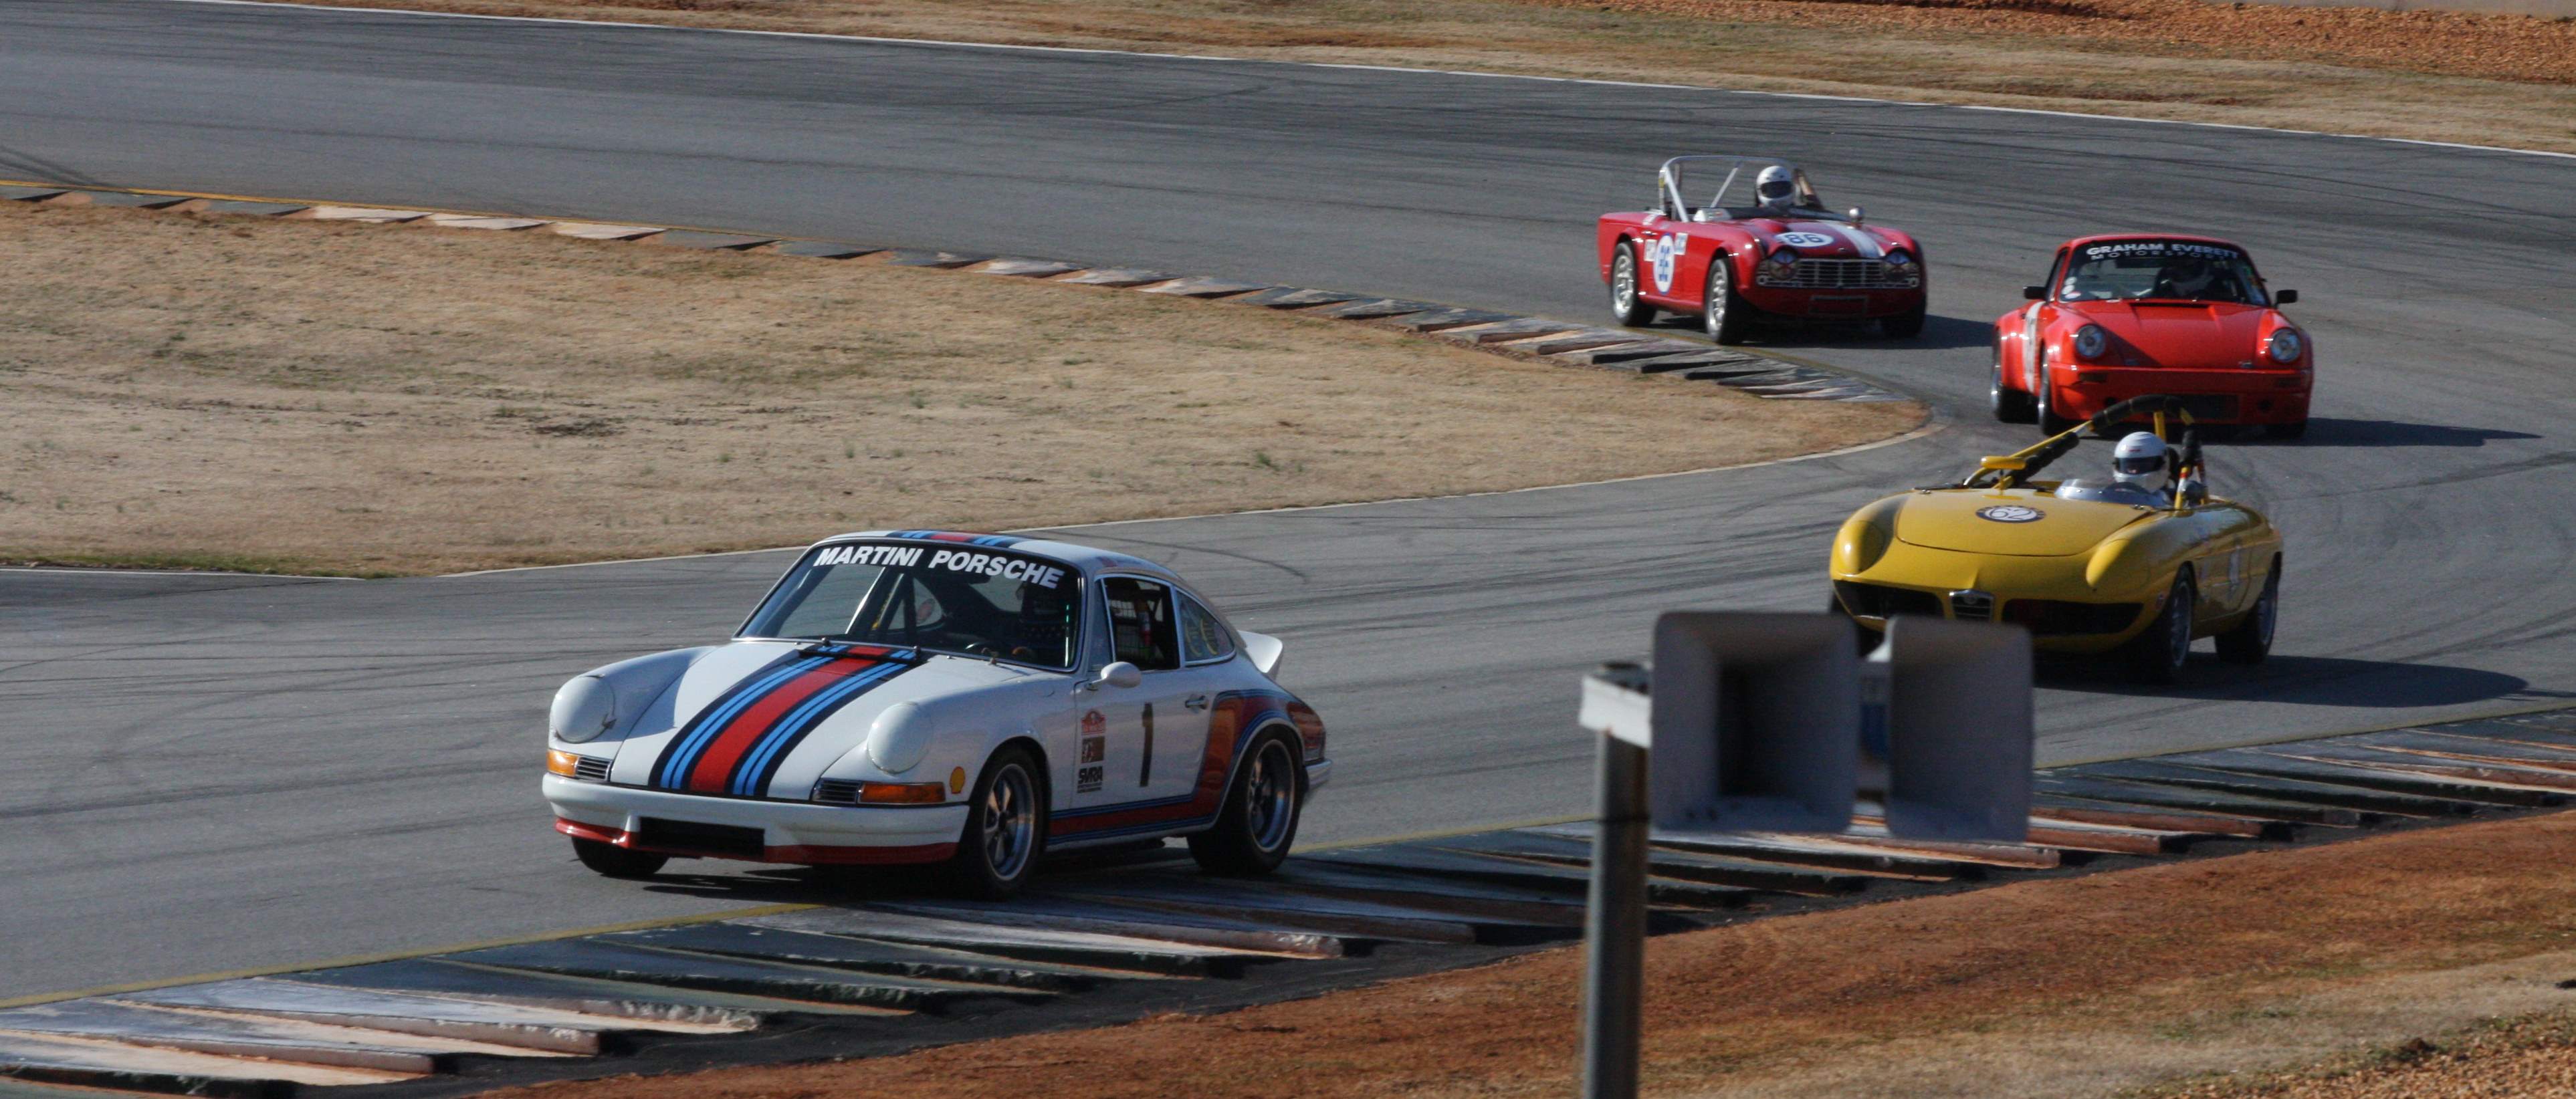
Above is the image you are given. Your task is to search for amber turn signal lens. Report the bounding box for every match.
[859,781,946,805]
[546,749,583,777]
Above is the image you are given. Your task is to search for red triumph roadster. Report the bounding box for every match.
[1596,156,1927,344]
[1992,235,2313,439]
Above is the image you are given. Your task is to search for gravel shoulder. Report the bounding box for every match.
[0,199,1911,576]
[484,810,2576,1099]
[292,0,2576,154]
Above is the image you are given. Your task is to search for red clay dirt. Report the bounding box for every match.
[486,811,2576,1099]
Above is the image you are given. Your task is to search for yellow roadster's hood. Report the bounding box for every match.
[1892,489,2154,557]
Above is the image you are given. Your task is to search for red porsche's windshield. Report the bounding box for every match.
[2059,240,2266,306]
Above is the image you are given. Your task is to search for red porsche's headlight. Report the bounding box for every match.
[2072,325,2109,361]
[2267,328,2304,363]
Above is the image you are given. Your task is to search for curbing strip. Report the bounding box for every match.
[0,177,1906,403]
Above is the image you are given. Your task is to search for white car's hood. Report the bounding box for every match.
[607,640,1041,799]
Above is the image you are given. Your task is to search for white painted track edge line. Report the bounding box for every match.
[0,566,360,580]
[135,0,2576,161]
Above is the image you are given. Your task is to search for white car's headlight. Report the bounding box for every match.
[549,675,617,743]
[2073,324,2109,361]
[2267,328,2303,364]
[865,701,934,774]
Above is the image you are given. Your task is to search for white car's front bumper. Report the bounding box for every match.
[544,774,968,865]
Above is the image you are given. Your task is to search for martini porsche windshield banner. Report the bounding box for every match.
[649,645,918,798]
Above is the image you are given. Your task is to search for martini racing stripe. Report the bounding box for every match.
[649,652,820,789]
[651,646,919,796]
[731,657,910,796]
[883,529,1024,547]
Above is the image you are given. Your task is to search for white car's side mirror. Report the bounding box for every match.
[1082,661,1143,691]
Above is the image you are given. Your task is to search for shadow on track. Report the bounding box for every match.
[2048,654,2569,709]
[2257,418,2543,448]
[629,841,1184,902]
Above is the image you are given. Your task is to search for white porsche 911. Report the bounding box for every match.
[543,530,1329,898]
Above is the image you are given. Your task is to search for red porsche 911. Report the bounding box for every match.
[1993,235,2313,439]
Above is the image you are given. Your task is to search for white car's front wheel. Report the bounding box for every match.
[946,747,1046,899]
[571,836,667,879]
[1188,734,1304,876]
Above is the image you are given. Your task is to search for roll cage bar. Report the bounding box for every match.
[1959,394,2206,510]
[1654,155,1832,223]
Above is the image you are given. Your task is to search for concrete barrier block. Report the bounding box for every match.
[1317,297,1440,320]
[200,200,310,217]
[304,206,430,223]
[652,230,776,251]
[770,240,882,259]
[549,221,664,241]
[882,249,989,268]
[1384,308,1515,333]
[1235,287,1366,310]
[56,190,193,209]
[1057,267,1172,287]
[1434,318,1581,345]
[1,185,68,202]
[1136,276,1268,299]
[425,213,547,231]
[973,257,1085,277]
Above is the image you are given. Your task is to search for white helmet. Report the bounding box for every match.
[1755,165,1797,207]
[2113,431,2169,485]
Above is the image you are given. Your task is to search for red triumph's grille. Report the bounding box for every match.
[1763,258,1916,289]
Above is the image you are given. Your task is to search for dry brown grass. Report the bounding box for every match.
[292,0,2576,153]
[484,810,2576,1099]
[0,199,1911,576]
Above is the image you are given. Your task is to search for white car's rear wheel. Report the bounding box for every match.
[1188,734,1303,876]
[946,747,1046,899]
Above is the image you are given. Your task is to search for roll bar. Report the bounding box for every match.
[1961,395,2204,509]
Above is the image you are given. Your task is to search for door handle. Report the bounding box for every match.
[1182,695,1210,712]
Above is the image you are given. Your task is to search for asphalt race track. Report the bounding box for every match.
[3,0,2572,1000]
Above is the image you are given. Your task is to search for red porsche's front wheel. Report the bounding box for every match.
[2035,377,2076,436]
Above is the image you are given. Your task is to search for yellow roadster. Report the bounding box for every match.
[1829,396,2280,682]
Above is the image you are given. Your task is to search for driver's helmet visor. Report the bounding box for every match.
[1756,179,1797,202]
[2115,454,2165,477]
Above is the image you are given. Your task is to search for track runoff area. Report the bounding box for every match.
[4,0,2575,1094]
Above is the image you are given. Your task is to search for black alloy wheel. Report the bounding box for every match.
[2215,562,2280,665]
[946,747,1047,900]
[1992,361,2035,423]
[1188,733,1305,876]
[2123,570,2197,684]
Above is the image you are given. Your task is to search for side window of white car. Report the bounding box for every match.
[1180,596,1235,666]
[1101,578,1181,673]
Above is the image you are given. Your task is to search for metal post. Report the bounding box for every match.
[1580,664,1651,1099]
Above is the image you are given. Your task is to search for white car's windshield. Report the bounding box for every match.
[744,541,1083,669]
[2060,240,2266,305]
